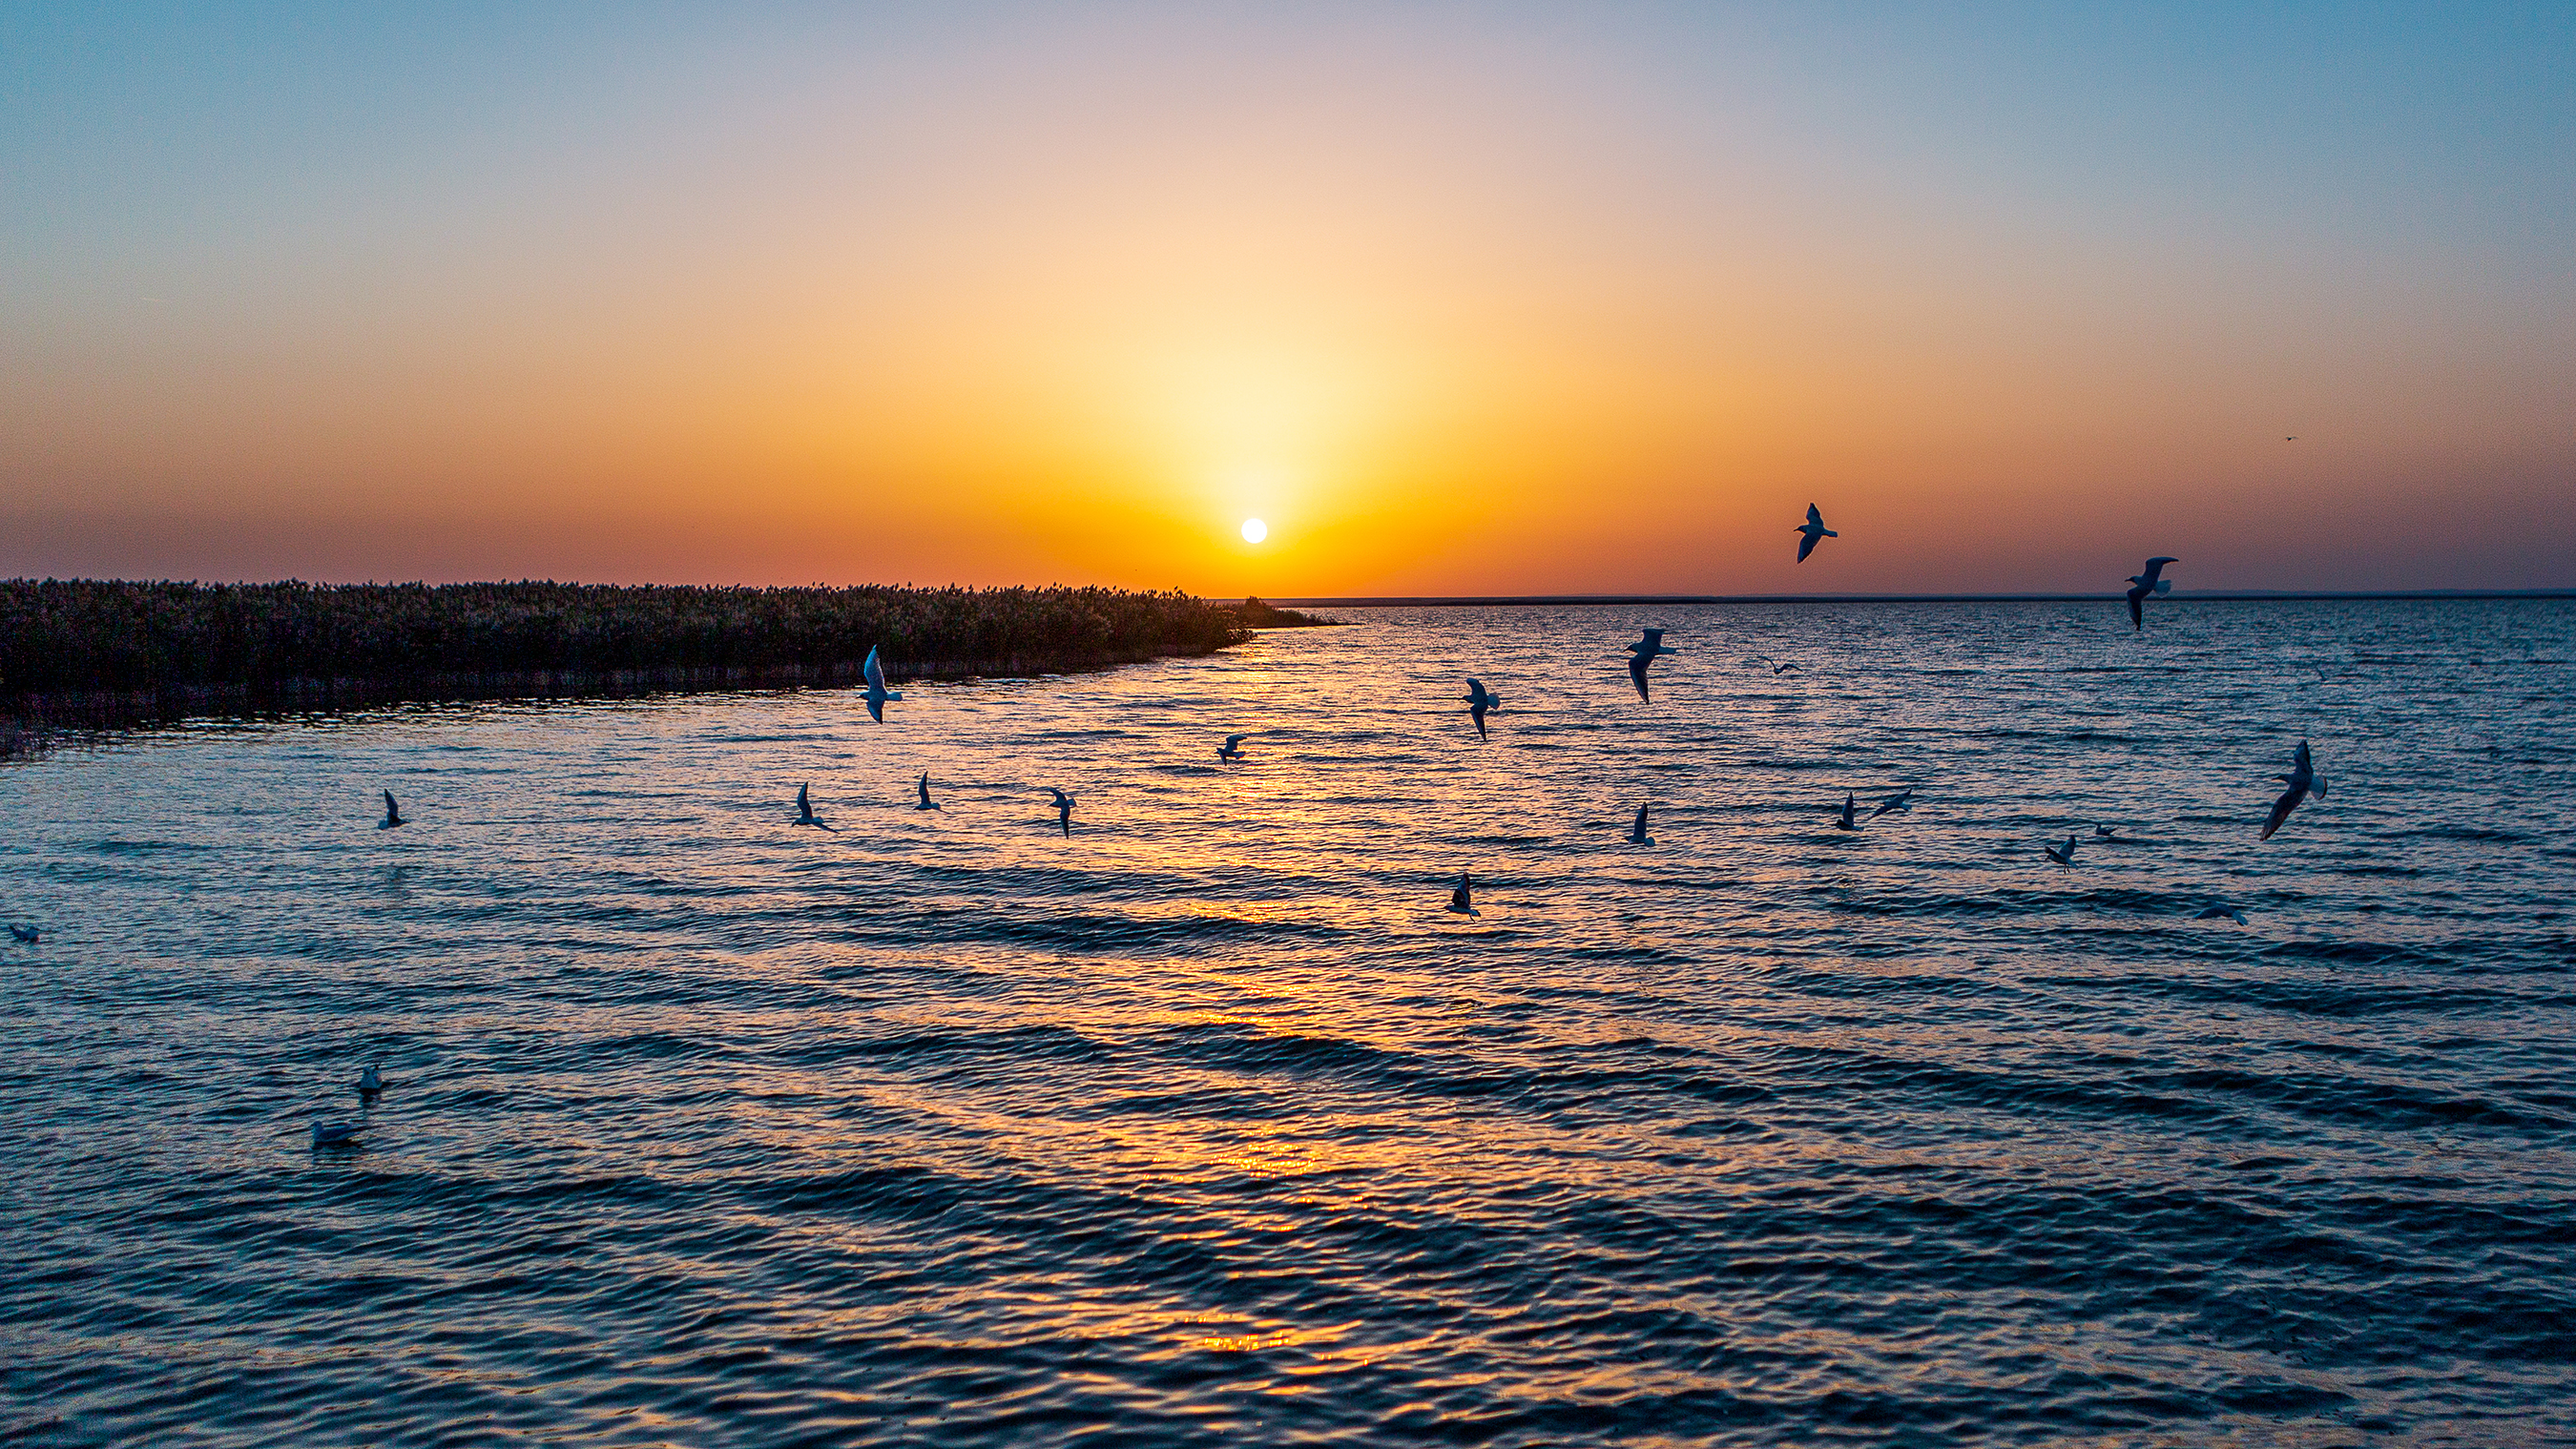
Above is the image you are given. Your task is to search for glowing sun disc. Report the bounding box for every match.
[1240,518,1268,544]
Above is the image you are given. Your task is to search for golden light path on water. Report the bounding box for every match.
[0,601,2570,1445]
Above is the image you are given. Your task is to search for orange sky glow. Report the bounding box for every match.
[5,7,2570,593]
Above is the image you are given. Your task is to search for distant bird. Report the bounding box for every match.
[2259,738,2327,840]
[1868,788,1915,818]
[915,772,940,810]
[2044,835,2078,864]
[358,1063,383,1097]
[1773,661,1799,674]
[2093,823,2121,840]
[1045,788,1074,838]
[1625,804,1654,845]
[2125,557,2179,631]
[792,783,833,830]
[2284,436,2297,442]
[861,645,904,723]
[377,791,404,829]
[1217,734,1249,761]
[1445,872,1481,918]
[1795,504,1839,563]
[2195,904,2250,924]
[6,924,36,944]
[1463,679,1501,739]
[1834,793,1859,830]
[311,1121,363,1148]
[1749,655,1798,674]
[1624,629,1677,701]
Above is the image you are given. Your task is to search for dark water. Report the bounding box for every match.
[2,601,2571,1447]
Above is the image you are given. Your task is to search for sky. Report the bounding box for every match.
[4,3,2571,595]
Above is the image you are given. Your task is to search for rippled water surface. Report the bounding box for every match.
[4,601,2572,1447]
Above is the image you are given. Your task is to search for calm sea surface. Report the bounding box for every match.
[2,601,2571,1447]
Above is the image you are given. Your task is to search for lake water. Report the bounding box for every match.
[2,600,2570,1447]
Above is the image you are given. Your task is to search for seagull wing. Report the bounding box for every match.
[1632,805,1649,836]
[2258,781,2306,840]
[1807,503,1824,528]
[383,790,397,817]
[1797,530,1818,562]
[2128,588,2145,631]
[863,646,886,692]
[1225,735,1247,750]
[1629,653,1651,700]
[1470,703,1488,739]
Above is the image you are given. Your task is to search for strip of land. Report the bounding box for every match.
[0,580,1256,756]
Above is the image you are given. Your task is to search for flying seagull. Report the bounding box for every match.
[1626,804,1654,845]
[7,924,37,944]
[1795,504,1838,563]
[2044,835,2078,864]
[2195,904,2250,924]
[378,791,404,830]
[358,1063,383,1097]
[1464,679,1501,739]
[1045,788,1074,838]
[1216,734,1249,761]
[2259,738,2327,840]
[1446,872,1481,918]
[311,1121,363,1148]
[915,772,940,810]
[1834,793,1859,830]
[862,645,904,723]
[792,783,833,830]
[1774,661,1799,674]
[2125,557,2178,631]
[1868,788,1915,818]
[1624,629,1677,701]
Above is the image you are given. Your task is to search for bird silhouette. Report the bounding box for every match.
[1834,793,1859,830]
[862,645,904,723]
[1795,504,1838,563]
[1868,788,1915,818]
[2126,557,2178,631]
[1217,734,1249,761]
[1463,679,1501,739]
[915,772,940,810]
[2044,836,2078,864]
[2195,904,2250,924]
[1446,873,1481,918]
[358,1063,383,1097]
[311,1121,363,1148]
[1624,630,1677,701]
[378,791,404,829]
[2259,738,2326,840]
[1625,804,1654,845]
[1045,788,1074,838]
[792,783,833,830]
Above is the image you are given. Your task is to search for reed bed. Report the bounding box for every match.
[0,580,1249,755]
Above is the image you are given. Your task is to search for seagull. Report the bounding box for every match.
[2125,557,2179,631]
[7,924,35,944]
[861,645,904,723]
[1625,804,1654,845]
[792,783,833,830]
[312,1121,363,1148]
[2284,436,2297,442]
[2195,904,2250,924]
[2093,823,2120,840]
[1868,788,1914,818]
[378,791,404,829]
[1834,793,1859,830]
[1463,679,1501,739]
[2259,738,2325,840]
[1773,661,1799,674]
[914,772,940,810]
[1446,872,1481,918]
[1045,788,1074,838]
[1795,504,1838,563]
[358,1064,383,1097]
[1624,629,1677,701]
[1216,734,1249,761]
[2044,835,2077,864]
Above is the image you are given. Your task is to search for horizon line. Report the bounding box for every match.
[1266,590,2576,607]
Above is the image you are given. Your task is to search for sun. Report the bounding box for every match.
[1240,518,1268,544]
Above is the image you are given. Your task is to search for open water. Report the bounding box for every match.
[1,600,2571,1447]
